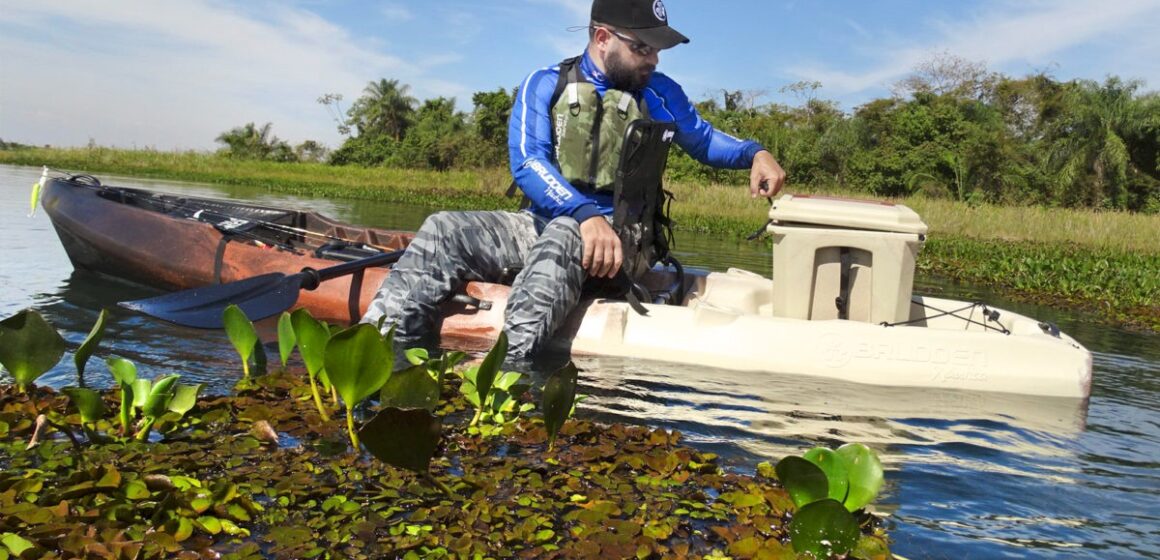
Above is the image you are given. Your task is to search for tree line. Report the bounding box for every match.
[215,55,1159,213]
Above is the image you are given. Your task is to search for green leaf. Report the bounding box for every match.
[324,323,394,408]
[380,365,442,411]
[167,383,204,416]
[222,305,258,377]
[74,309,109,379]
[836,443,884,511]
[276,312,296,368]
[1,532,35,556]
[359,408,441,474]
[803,447,850,504]
[106,357,137,385]
[62,387,106,423]
[493,370,524,391]
[131,379,152,409]
[405,348,429,366]
[473,331,507,412]
[775,456,829,509]
[142,375,180,419]
[0,309,67,389]
[542,361,578,448]
[290,308,329,379]
[788,499,860,557]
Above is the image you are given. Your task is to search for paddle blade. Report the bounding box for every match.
[119,273,302,329]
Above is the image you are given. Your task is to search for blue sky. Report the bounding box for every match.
[1,0,1157,151]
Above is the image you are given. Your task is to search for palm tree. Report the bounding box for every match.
[347,79,418,141]
[1046,77,1149,208]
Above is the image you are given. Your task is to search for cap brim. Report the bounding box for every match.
[632,25,689,50]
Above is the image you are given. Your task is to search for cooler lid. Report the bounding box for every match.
[768,194,928,234]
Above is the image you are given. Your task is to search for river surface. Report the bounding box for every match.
[2,164,1158,558]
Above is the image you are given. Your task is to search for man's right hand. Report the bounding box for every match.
[579,216,622,279]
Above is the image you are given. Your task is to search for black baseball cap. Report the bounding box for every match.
[591,0,689,50]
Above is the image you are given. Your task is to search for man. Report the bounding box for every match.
[361,0,785,360]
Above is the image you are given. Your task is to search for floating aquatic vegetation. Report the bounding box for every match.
[289,308,332,421]
[0,309,67,392]
[222,305,260,379]
[772,443,887,557]
[73,308,109,384]
[324,323,395,448]
[541,361,578,450]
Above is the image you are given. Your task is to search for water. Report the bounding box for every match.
[2,164,1158,558]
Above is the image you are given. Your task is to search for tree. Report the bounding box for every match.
[1045,77,1155,208]
[346,79,418,141]
[215,122,296,161]
[396,97,466,170]
[893,52,999,101]
[295,140,329,163]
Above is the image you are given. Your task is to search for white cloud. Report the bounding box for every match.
[0,0,469,150]
[786,0,1160,97]
[379,4,414,22]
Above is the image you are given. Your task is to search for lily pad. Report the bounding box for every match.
[359,408,442,474]
[0,309,67,390]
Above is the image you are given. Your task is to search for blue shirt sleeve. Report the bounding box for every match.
[642,73,765,169]
[508,66,604,223]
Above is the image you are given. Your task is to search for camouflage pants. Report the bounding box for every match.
[360,210,587,359]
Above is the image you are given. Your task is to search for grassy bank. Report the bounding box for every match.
[5,147,1158,330]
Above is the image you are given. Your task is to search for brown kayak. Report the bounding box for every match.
[39,175,515,350]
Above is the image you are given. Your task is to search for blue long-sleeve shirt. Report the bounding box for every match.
[508,52,765,223]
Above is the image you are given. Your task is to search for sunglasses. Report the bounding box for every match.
[598,26,657,57]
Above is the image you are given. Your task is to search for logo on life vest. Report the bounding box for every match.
[662,129,675,143]
[652,0,667,22]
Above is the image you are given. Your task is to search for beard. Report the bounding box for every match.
[604,50,654,92]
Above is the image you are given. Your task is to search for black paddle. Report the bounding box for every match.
[119,249,406,329]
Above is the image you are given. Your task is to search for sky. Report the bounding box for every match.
[1,0,1157,151]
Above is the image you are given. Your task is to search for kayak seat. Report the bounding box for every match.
[685,269,773,316]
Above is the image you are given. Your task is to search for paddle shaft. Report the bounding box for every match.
[297,248,406,289]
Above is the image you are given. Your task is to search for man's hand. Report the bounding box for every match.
[579,216,622,279]
[749,150,787,198]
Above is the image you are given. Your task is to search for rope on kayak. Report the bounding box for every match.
[881,300,1011,335]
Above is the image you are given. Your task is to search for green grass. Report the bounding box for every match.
[5,147,1158,330]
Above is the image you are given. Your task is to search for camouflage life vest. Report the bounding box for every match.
[550,57,678,286]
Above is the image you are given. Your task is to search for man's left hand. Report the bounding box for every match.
[749,150,786,198]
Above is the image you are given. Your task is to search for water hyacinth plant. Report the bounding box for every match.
[222,304,266,380]
[0,309,67,393]
[289,308,332,420]
[773,443,886,557]
[324,323,396,448]
[73,308,109,385]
